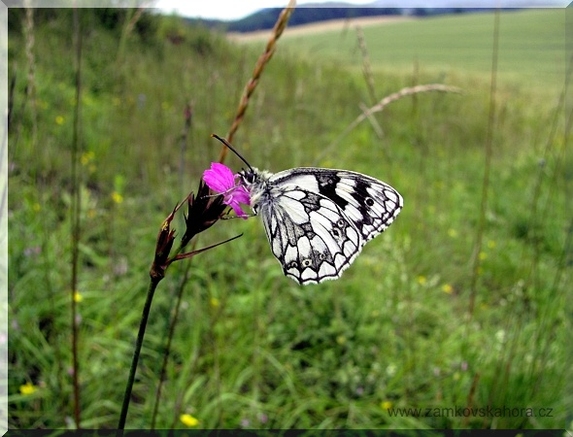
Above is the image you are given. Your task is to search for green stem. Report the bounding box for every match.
[118,278,160,429]
[70,8,83,428]
[150,265,189,428]
[468,9,499,319]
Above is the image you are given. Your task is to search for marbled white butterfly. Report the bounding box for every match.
[212,136,403,285]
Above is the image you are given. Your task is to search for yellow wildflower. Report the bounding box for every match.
[417,275,427,285]
[442,284,453,294]
[20,382,36,395]
[380,400,393,410]
[73,291,83,303]
[55,115,64,125]
[111,192,124,204]
[80,151,95,166]
[210,297,220,308]
[180,413,199,427]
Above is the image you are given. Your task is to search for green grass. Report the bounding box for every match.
[7,8,572,430]
[276,9,565,93]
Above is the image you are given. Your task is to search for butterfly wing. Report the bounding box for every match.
[256,184,363,284]
[305,168,403,243]
[269,168,403,243]
[253,168,402,285]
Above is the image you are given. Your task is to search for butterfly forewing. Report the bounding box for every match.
[241,167,403,285]
[269,168,402,242]
[326,171,403,242]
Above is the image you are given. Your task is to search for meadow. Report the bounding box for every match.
[7,7,572,429]
[275,9,566,92]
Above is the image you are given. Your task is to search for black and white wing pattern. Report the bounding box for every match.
[239,167,403,285]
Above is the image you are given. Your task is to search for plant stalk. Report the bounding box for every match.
[468,9,499,318]
[70,7,83,428]
[118,278,160,429]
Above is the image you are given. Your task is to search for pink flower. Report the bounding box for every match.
[203,163,250,219]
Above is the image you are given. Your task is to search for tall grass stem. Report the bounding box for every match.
[150,265,191,428]
[218,0,296,163]
[23,7,37,148]
[355,25,378,105]
[521,53,573,402]
[118,279,160,429]
[468,10,499,318]
[151,103,194,428]
[70,8,83,428]
[318,84,462,164]
[115,7,146,73]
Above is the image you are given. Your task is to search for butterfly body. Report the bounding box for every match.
[239,167,403,285]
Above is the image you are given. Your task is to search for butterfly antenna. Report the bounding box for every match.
[211,134,254,171]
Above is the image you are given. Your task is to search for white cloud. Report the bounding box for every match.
[153,0,297,21]
[153,0,429,21]
[5,0,567,21]
[154,0,567,21]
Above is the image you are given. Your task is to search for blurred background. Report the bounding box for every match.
[6,2,572,429]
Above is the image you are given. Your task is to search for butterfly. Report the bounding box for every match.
[208,135,403,285]
[238,167,403,285]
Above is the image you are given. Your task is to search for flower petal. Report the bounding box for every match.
[229,184,251,206]
[202,163,251,219]
[229,201,249,219]
[203,163,235,193]
[180,414,199,427]
[225,184,250,219]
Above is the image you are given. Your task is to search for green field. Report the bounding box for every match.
[7,8,572,430]
[273,9,566,92]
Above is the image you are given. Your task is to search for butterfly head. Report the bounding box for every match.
[237,167,273,210]
[238,167,257,185]
[238,167,273,183]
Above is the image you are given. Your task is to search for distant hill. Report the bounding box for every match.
[183,6,397,33]
[182,3,512,33]
[226,6,406,32]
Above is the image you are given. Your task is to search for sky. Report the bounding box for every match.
[153,0,566,21]
[1,0,566,20]
[154,0,320,21]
